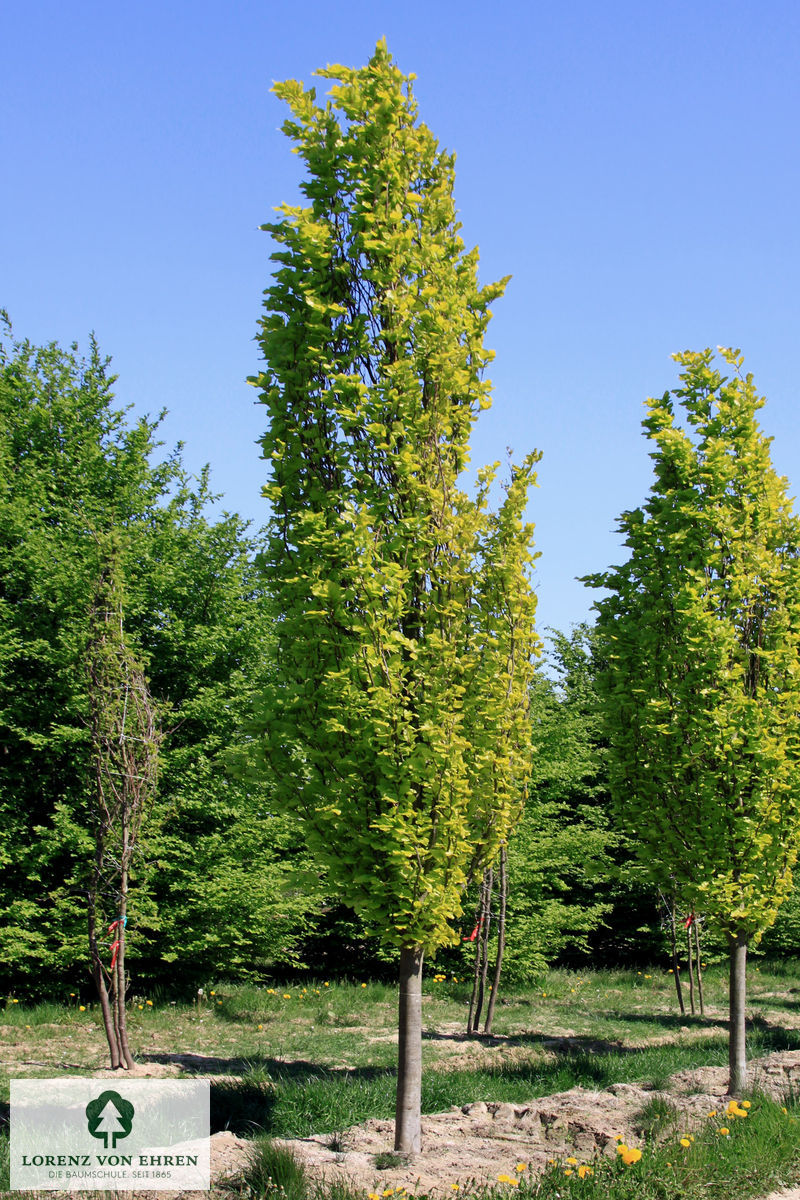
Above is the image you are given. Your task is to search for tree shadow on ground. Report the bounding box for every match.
[142,1050,392,1082]
[142,1053,396,1136]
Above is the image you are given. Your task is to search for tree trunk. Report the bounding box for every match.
[686,921,696,1015]
[115,861,134,1070]
[88,901,120,1069]
[484,847,507,1035]
[670,900,685,1015]
[728,932,748,1094]
[694,920,705,1017]
[476,866,493,1030]
[467,885,484,1035]
[395,946,424,1155]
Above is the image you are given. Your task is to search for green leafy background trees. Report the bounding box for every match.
[0,322,319,994]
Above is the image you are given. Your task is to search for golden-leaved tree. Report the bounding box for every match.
[251,42,539,1153]
[588,349,800,1093]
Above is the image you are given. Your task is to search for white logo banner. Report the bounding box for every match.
[10,1078,210,1191]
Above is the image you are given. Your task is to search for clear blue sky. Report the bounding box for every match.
[4,1,800,636]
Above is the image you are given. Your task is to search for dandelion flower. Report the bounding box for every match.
[369,1193,380,1199]
[708,1110,717,1118]
[578,1166,593,1179]
[146,1000,153,1006]
[616,1144,627,1155]
[564,1169,573,1177]
[566,1157,578,1165]
[283,994,291,999]
[258,1024,263,1030]
[680,1138,691,1148]
[362,983,367,988]
[79,1005,86,1011]
[741,1100,751,1109]
[621,1148,641,1165]
[451,1186,460,1192]
[515,1164,527,1173]
[718,1127,730,1136]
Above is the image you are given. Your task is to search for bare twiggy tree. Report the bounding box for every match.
[85,547,161,1069]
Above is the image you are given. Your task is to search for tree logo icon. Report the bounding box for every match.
[85,1090,135,1148]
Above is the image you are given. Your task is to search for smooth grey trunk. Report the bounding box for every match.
[484,847,507,1035]
[476,867,493,1029]
[670,901,685,1015]
[395,946,424,1155]
[728,933,748,1094]
[694,921,705,1017]
[467,871,492,1034]
[88,901,120,1069]
[115,857,134,1070]
[686,924,696,1016]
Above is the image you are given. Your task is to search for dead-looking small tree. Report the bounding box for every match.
[85,544,161,1069]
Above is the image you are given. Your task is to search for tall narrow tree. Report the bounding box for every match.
[587,348,800,1092]
[86,541,161,1069]
[252,42,539,1153]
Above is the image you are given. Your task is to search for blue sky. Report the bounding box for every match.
[4,1,800,636]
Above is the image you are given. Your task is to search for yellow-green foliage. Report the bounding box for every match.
[589,349,800,940]
[252,42,539,955]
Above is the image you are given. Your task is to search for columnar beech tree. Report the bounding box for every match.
[253,42,539,1153]
[588,349,800,1092]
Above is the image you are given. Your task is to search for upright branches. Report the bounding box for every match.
[253,41,539,1153]
[588,348,800,1092]
[86,545,161,1069]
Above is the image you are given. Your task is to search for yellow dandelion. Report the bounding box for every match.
[741,1100,751,1109]
[258,1024,263,1030]
[708,1110,717,1118]
[361,983,367,988]
[138,1004,143,1010]
[566,1157,578,1165]
[621,1148,641,1164]
[210,990,216,996]
[616,1144,627,1155]
[324,981,330,986]
[782,1107,788,1114]
[451,1186,460,1192]
[718,1127,730,1136]
[680,1138,690,1148]
[283,993,291,999]
[369,1193,380,1200]
[578,1165,593,1179]
[515,1164,527,1173]
[146,1000,153,1006]
[79,1005,86,1011]
[383,1189,394,1196]
[564,1169,573,1177]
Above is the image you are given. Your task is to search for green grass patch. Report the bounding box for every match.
[522,1093,800,1200]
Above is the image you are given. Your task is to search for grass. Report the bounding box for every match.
[2,962,800,1197]
[525,1093,800,1200]
[221,1093,800,1200]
